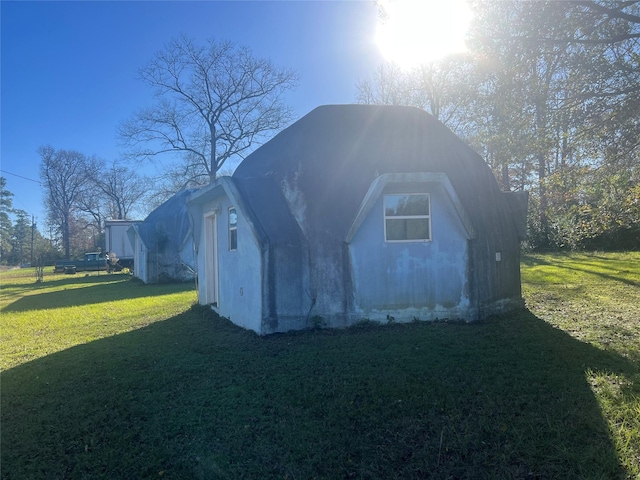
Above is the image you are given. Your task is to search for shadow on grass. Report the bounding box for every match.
[1,308,637,479]
[1,270,122,288]
[1,276,194,313]
[0,273,130,300]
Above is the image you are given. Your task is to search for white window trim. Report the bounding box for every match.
[383,193,432,243]
[228,206,238,251]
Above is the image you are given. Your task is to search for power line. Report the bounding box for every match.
[0,169,41,185]
[10,194,38,218]
[0,170,42,218]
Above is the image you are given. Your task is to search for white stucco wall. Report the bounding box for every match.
[195,193,264,333]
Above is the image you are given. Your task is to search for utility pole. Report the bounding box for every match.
[31,216,36,266]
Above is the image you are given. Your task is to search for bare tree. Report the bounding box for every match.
[73,155,107,236]
[490,1,640,46]
[96,162,149,220]
[355,58,479,134]
[356,62,416,106]
[39,146,96,258]
[119,35,299,185]
[76,184,106,238]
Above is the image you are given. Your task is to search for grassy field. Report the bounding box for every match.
[1,254,639,479]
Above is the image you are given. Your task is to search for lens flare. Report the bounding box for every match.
[376,0,472,69]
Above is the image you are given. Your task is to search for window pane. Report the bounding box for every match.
[406,218,430,240]
[229,207,238,250]
[386,218,430,241]
[386,218,406,241]
[384,194,429,216]
[229,229,238,251]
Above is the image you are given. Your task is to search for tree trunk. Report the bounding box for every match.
[501,163,510,191]
[538,153,549,246]
[209,125,217,183]
[63,216,71,259]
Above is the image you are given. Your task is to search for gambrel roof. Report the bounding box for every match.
[232,104,525,248]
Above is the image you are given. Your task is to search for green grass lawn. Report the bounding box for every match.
[1,254,639,479]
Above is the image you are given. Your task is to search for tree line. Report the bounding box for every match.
[38,147,151,259]
[0,177,54,266]
[358,0,639,250]
[0,153,151,265]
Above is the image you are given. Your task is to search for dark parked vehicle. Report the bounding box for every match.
[53,252,109,274]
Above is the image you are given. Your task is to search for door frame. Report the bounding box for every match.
[204,211,219,306]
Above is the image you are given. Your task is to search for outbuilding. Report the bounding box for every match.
[188,105,528,334]
[128,189,198,284]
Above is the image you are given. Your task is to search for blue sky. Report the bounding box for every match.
[1,0,383,223]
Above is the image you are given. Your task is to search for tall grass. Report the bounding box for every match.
[1,254,638,479]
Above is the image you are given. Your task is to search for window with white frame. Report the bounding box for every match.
[228,207,238,251]
[384,193,431,242]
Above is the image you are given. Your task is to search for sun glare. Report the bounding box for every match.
[376,0,472,69]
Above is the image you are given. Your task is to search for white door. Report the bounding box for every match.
[135,235,147,283]
[204,212,219,306]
